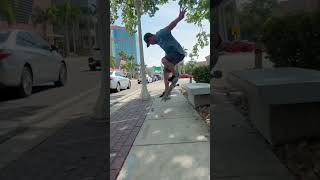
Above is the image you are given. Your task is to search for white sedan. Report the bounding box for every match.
[110,71,131,92]
[0,30,67,97]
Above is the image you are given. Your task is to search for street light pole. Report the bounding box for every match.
[135,0,150,100]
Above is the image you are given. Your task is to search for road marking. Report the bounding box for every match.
[20,86,99,127]
[0,91,99,170]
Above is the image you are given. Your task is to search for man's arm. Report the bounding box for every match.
[165,8,186,31]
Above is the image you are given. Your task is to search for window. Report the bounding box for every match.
[16,32,36,48]
[30,32,50,50]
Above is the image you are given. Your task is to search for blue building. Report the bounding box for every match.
[110,25,140,66]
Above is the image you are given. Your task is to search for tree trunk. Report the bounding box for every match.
[93,0,108,120]
[65,24,70,56]
[135,0,150,100]
[43,23,47,41]
[72,24,77,54]
[87,15,92,53]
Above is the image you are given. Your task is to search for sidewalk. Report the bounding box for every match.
[112,80,210,180]
[211,87,294,179]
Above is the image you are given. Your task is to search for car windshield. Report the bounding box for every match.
[0,31,10,43]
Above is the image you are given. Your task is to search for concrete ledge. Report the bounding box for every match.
[184,83,210,108]
[185,83,210,95]
[227,67,320,145]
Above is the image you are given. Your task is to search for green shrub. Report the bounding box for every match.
[262,11,320,70]
[191,65,210,83]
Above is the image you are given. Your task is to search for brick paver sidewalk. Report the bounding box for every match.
[110,99,152,180]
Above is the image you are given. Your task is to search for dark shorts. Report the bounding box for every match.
[165,52,185,65]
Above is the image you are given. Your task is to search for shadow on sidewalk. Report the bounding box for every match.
[0,114,108,180]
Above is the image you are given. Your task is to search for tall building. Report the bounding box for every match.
[110,25,140,66]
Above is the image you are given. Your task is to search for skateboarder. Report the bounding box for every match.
[144,7,187,98]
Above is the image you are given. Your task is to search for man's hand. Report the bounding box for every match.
[166,8,187,31]
[178,7,187,20]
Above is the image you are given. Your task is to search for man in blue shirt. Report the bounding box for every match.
[144,8,186,97]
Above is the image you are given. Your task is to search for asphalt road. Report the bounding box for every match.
[0,57,102,140]
[110,79,140,106]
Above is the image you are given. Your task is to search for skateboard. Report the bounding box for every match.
[161,79,178,102]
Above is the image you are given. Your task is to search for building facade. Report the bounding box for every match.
[53,0,97,52]
[110,25,140,66]
[0,0,53,42]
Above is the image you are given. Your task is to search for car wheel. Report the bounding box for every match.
[55,63,67,87]
[18,66,33,97]
[116,82,121,92]
[90,65,96,71]
[127,81,131,89]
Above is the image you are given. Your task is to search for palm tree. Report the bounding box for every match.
[122,55,138,79]
[0,0,15,27]
[80,6,96,54]
[55,0,72,56]
[31,6,56,40]
[118,51,128,69]
[110,56,117,69]
[69,6,81,54]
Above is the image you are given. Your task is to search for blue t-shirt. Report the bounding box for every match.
[155,28,185,55]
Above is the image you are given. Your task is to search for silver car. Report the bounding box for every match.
[0,30,67,97]
[110,70,131,92]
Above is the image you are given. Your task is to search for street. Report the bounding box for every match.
[110,79,140,106]
[0,56,136,143]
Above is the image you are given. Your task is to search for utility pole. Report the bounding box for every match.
[135,0,150,100]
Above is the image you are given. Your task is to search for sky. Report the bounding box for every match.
[113,1,210,67]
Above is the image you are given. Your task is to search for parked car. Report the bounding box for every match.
[110,70,131,92]
[138,74,152,84]
[0,30,67,97]
[88,47,101,71]
[179,74,192,79]
[152,74,161,81]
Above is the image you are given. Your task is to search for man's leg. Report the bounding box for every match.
[162,57,176,76]
[163,68,170,91]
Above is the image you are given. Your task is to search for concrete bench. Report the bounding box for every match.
[184,83,210,108]
[227,67,320,145]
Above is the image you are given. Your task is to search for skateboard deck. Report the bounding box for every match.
[161,81,178,102]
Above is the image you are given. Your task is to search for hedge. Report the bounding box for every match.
[192,65,210,83]
[262,11,320,69]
